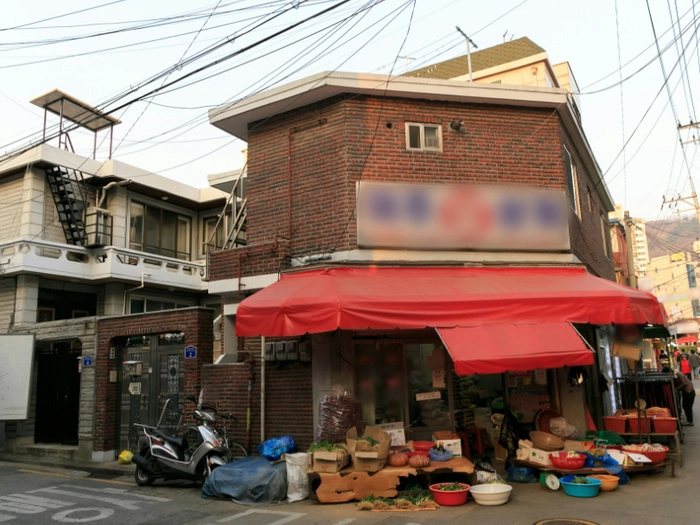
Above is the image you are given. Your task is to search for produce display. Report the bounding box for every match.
[408,454,431,468]
[308,439,345,453]
[388,452,408,467]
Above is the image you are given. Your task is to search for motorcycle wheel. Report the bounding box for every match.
[195,455,222,487]
[134,449,156,486]
[135,464,156,486]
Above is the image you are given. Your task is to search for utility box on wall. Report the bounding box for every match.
[263,341,301,361]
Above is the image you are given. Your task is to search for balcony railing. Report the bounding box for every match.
[0,239,207,291]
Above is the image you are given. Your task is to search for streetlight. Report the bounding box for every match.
[455,26,478,82]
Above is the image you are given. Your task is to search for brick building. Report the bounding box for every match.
[205,40,665,448]
[0,91,236,462]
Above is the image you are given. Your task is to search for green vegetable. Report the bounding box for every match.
[357,435,380,447]
[435,482,465,491]
[308,439,344,453]
[571,476,591,484]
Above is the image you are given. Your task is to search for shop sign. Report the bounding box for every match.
[357,181,570,251]
[416,391,442,401]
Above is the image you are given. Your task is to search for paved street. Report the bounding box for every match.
[1,419,698,525]
[3,384,700,525]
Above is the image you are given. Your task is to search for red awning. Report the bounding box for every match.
[437,323,594,375]
[236,266,667,337]
[677,335,698,344]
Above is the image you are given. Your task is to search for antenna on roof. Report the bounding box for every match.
[455,26,478,82]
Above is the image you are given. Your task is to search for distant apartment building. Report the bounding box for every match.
[609,205,650,281]
[645,251,700,335]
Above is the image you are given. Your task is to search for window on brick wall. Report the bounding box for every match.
[562,145,580,217]
[600,213,609,257]
[405,123,442,151]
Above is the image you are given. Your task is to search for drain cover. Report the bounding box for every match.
[534,520,601,525]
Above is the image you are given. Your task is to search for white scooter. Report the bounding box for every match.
[132,394,229,486]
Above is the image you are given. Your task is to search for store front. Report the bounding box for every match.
[237,265,667,443]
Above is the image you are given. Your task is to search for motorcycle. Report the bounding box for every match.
[132,394,229,486]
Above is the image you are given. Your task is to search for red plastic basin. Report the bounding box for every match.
[429,483,470,506]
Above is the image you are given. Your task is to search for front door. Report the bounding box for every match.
[35,340,81,445]
[119,333,185,451]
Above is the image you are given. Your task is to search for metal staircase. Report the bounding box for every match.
[45,165,89,246]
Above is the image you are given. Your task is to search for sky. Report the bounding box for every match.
[1,0,699,228]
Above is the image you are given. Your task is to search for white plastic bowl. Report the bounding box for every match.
[469,484,513,506]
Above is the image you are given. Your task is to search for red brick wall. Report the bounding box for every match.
[94,308,214,452]
[210,94,614,281]
[200,337,314,452]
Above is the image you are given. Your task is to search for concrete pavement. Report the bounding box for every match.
[1,385,698,524]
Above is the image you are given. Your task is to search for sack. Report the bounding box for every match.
[118,450,133,464]
[285,453,310,502]
[257,435,297,461]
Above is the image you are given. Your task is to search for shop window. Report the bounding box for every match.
[405,123,442,152]
[405,344,452,440]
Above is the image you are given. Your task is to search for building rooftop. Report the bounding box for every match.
[404,37,547,80]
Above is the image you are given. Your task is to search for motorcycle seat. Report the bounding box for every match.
[154,429,185,449]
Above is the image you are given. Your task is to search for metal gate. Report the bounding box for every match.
[118,332,185,452]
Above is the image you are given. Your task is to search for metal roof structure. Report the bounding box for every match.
[404,37,547,80]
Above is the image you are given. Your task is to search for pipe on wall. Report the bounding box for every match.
[260,336,265,444]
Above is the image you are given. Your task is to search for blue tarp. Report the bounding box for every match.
[201,457,288,505]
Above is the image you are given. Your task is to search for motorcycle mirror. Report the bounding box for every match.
[186,393,196,402]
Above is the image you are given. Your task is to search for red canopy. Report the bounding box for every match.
[236,266,666,337]
[677,335,698,344]
[437,323,594,375]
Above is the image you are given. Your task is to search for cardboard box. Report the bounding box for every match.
[311,448,350,473]
[525,447,552,466]
[347,426,391,472]
[433,437,462,457]
[378,422,406,446]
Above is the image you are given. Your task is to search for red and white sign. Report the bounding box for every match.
[356,181,570,251]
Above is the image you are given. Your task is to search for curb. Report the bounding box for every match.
[0,454,133,478]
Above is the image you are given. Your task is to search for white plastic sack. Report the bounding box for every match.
[285,452,310,502]
[549,416,581,440]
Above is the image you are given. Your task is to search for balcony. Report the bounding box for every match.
[0,239,207,291]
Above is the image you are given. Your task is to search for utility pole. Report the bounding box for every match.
[455,26,478,82]
[398,55,416,74]
[670,121,700,230]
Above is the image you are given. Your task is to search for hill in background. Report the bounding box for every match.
[646,215,700,259]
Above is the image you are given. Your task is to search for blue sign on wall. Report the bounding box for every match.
[185,345,197,359]
[82,355,93,367]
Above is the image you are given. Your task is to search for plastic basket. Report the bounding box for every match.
[652,417,677,434]
[627,417,652,434]
[549,452,586,470]
[603,416,628,434]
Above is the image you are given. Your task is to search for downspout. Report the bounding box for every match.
[260,336,265,444]
[122,272,151,315]
[288,130,293,243]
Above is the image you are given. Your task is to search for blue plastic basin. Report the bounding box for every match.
[559,476,602,498]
